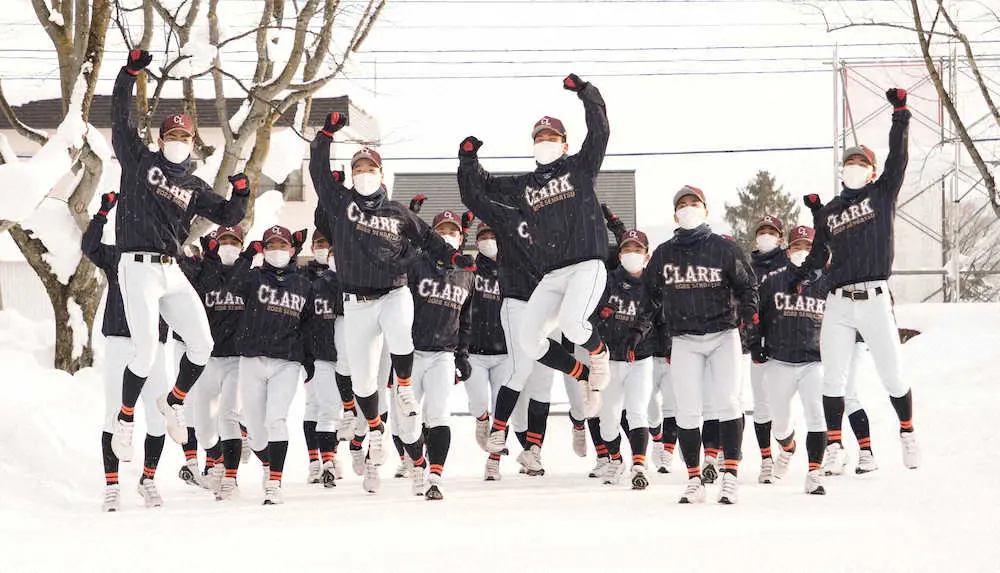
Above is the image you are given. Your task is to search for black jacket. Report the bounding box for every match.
[305,271,342,364]
[799,109,910,288]
[458,158,543,302]
[645,224,758,337]
[755,266,830,363]
[409,253,474,354]
[460,83,610,274]
[82,214,168,342]
[303,261,327,282]
[466,254,506,355]
[650,306,672,360]
[228,259,312,363]
[751,248,789,285]
[192,258,246,358]
[595,266,654,362]
[111,69,247,257]
[310,135,461,296]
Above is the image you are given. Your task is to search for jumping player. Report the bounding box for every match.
[457,73,613,436]
[792,88,919,469]
[645,186,758,504]
[752,225,828,495]
[109,49,249,461]
[310,114,475,486]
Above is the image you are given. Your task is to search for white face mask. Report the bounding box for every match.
[477,239,498,260]
[533,141,565,165]
[162,140,192,164]
[675,205,707,230]
[264,249,291,268]
[312,248,329,265]
[841,164,872,190]
[620,252,646,274]
[353,172,382,197]
[756,234,780,254]
[441,234,462,250]
[789,250,809,267]
[218,244,240,266]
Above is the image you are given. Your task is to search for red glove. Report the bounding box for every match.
[803,193,824,212]
[461,211,475,234]
[563,73,586,92]
[228,173,250,197]
[459,136,483,158]
[320,112,347,137]
[886,88,907,112]
[125,49,152,75]
[409,194,427,213]
[242,240,264,259]
[599,306,614,319]
[98,192,118,217]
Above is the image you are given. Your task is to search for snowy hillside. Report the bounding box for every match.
[1,304,998,573]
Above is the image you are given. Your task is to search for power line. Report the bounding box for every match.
[337,144,837,162]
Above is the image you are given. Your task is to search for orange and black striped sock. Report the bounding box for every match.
[412,455,427,469]
[595,443,609,459]
[168,355,204,406]
[663,442,676,453]
[166,386,187,406]
[488,453,501,462]
[899,419,913,433]
[142,466,156,481]
[119,404,135,423]
[539,339,589,380]
[569,414,585,432]
[102,432,119,485]
[142,434,165,479]
[119,368,145,422]
[806,431,826,469]
[225,468,238,479]
[632,454,646,466]
[267,441,289,482]
[778,433,796,455]
[827,429,843,446]
[890,390,914,433]
[476,412,490,422]
[857,437,872,451]
[848,409,873,451]
[761,447,772,459]
[308,449,320,462]
[426,426,451,478]
[317,431,337,463]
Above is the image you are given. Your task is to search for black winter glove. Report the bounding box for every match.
[291,229,308,256]
[886,88,907,111]
[459,136,483,158]
[321,111,347,136]
[625,331,643,363]
[455,353,472,382]
[228,173,250,197]
[563,73,588,93]
[751,345,768,365]
[331,169,346,185]
[303,360,316,383]
[125,49,153,74]
[242,240,264,260]
[451,252,477,271]
[98,192,118,217]
[409,194,427,214]
[803,193,824,212]
[200,235,220,259]
[601,203,627,241]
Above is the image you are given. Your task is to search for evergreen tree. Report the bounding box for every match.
[723,171,802,253]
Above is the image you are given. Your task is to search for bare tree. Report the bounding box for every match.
[0,0,112,373]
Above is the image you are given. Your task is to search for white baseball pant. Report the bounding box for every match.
[190,356,241,446]
[820,281,908,399]
[500,297,561,432]
[652,357,674,420]
[671,329,743,429]
[343,286,414,398]
[395,350,453,444]
[750,362,771,424]
[519,259,608,359]
[466,354,513,419]
[767,360,826,439]
[104,337,167,436]
[334,316,351,377]
[239,356,301,452]
[303,360,343,432]
[118,257,213,376]
[845,342,867,415]
[598,358,654,442]
[562,343,589,421]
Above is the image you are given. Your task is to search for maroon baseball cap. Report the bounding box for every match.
[754,215,784,235]
[263,225,292,245]
[160,113,194,138]
[215,225,244,243]
[620,229,649,250]
[312,228,328,243]
[476,221,492,238]
[532,116,567,139]
[788,225,815,243]
[843,145,877,169]
[433,210,462,231]
[351,148,382,169]
[673,185,706,209]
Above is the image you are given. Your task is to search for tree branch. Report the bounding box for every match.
[0,78,49,146]
[938,0,1000,131]
[260,0,321,97]
[828,20,958,38]
[208,0,234,145]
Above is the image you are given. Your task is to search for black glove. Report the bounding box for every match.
[886,88,907,111]
[459,136,483,158]
[321,111,347,136]
[291,229,308,256]
[455,353,472,382]
[228,173,250,197]
[451,252,476,271]
[563,73,587,93]
[598,304,615,320]
[461,211,475,235]
[331,170,345,184]
[409,194,427,213]
[601,203,627,240]
[200,235,220,259]
[242,240,264,260]
[125,49,152,74]
[786,268,809,294]
[803,193,824,212]
[751,345,768,365]
[625,331,643,362]
[303,360,316,383]
[98,192,118,217]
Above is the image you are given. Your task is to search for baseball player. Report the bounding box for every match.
[394,211,475,500]
[215,226,312,504]
[792,88,918,470]
[302,229,331,483]
[84,194,168,511]
[457,73,613,424]
[304,230,345,488]
[457,146,561,479]
[748,215,791,483]
[109,49,249,462]
[649,315,677,474]
[752,225,828,495]
[463,222,513,451]
[310,115,475,484]
[592,229,655,489]
[644,186,758,504]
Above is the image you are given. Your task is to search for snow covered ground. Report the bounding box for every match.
[1,303,998,573]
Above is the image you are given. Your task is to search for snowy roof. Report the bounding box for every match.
[0,95,366,132]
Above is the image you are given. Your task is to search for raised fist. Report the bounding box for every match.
[322,111,348,136]
[563,73,587,92]
[291,229,308,254]
[242,240,264,259]
[451,252,477,271]
[98,192,118,217]
[228,173,250,196]
[200,235,220,258]
[409,194,427,214]
[461,210,475,233]
[126,49,152,73]
[331,170,345,184]
[886,88,907,111]
[459,136,483,158]
[803,193,824,212]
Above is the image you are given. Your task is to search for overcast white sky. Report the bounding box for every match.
[2,0,998,244]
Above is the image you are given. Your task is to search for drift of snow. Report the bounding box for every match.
[19,198,83,284]
[66,298,87,360]
[247,189,286,240]
[261,128,306,184]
